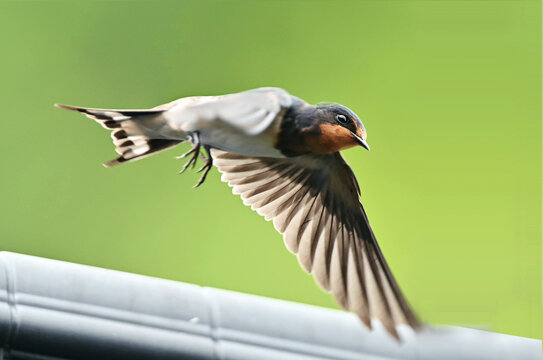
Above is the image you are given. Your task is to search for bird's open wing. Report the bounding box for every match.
[212,149,420,339]
[169,87,294,136]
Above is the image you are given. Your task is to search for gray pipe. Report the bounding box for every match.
[0,252,539,360]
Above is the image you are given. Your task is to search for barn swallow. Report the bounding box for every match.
[56,87,420,339]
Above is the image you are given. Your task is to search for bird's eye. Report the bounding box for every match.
[336,114,348,124]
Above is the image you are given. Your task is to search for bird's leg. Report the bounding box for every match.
[176,132,214,187]
[177,132,202,174]
[194,145,213,188]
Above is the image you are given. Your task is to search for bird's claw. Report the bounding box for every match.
[193,146,213,188]
[178,143,200,173]
[177,132,213,187]
[175,148,195,159]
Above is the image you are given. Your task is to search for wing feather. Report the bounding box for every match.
[212,149,420,339]
[176,87,293,136]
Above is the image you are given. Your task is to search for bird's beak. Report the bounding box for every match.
[353,134,370,151]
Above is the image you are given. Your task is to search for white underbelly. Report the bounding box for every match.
[198,123,284,158]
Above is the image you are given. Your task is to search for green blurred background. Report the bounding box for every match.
[0,1,540,339]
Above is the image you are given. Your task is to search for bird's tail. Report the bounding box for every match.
[56,104,182,167]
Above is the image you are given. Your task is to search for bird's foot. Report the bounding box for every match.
[194,145,213,188]
[177,132,213,187]
[177,142,201,175]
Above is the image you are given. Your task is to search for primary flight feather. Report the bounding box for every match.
[56,87,420,339]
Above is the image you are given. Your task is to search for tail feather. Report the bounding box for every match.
[55,104,182,166]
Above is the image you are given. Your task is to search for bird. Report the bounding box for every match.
[56,87,420,339]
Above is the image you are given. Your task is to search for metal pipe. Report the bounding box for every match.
[0,252,539,360]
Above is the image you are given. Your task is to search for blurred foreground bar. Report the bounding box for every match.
[0,252,540,360]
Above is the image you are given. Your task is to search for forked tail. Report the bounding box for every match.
[56,104,182,166]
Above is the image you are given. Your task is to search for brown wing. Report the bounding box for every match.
[211,149,420,339]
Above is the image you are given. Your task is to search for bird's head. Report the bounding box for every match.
[302,104,369,154]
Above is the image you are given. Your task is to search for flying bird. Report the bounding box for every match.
[56,87,420,339]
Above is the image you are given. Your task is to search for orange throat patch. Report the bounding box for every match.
[304,123,359,154]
